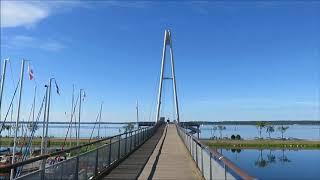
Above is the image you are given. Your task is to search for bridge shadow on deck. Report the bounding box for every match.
[101,125,166,180]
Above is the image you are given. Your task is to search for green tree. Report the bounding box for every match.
[277,125,289,139]
[256,121,267,139]
[266,125,275,139]
[210,126,217,139]
[27,122,38,132]
[1,124,11,137]
[217,125,226,139]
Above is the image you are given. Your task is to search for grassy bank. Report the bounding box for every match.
[202,139,320,149]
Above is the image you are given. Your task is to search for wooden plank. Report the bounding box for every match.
[102,125,165,180]
[138,124,203,180]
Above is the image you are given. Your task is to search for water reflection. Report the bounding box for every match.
[219,148,320,179]
[267,150,276,164]
[201,125,320,140]
[278,149,291,164]
[225,148,292,168]
[255,149,268,168]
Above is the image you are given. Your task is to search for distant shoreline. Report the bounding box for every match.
[202,139,320,149]
[182,120,320,125]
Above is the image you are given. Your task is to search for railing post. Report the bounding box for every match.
[94,149,99,176]
[138,130,140,145]
[108,138,112,165]
[138,128,141,145]
[130,132,133,151]
[189,136,191,151]
[201,148,204,174]
[190,137,193,157]
[210,151,212,180]
[143,128,145,141]
[137,129,139,145]
[195,143,198,166]
[75,156,79,180]
[125,132,128,154]
[224,163,227,180]
[40,167,44,180]
[118,135,121,159]
[145,128,147,140]
[147,128,149,138]
[40,156,46,180]
[135,130,137,147]
[60,162,63,179]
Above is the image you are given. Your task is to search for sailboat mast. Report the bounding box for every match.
[70,84,74,147]
[44,78,53,153]
[40,85,48,156]
[0,59,8,122]
[10,59,25,180]
[32,86,36,123]
[77,89,83,146]
[30,86,36,158]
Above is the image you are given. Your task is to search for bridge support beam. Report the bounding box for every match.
[155,30,180,123]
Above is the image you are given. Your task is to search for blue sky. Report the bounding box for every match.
[0,1,319,122]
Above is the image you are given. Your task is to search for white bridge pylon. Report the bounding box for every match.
[155,30,180,123]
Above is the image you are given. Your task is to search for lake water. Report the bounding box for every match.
[0,123,137,138]
[200,125,320,140]
[220,149,320,179]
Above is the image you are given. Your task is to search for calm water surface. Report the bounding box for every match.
[1,123,138,138]
[200,125,320,140]
[220,149,320,179]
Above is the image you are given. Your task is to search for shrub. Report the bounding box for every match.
[236,134,241,140]
[231,134,236,140]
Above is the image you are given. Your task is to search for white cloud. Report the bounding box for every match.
[0,1,85,28]
[4,35,65,52]
[1,1,49,28]
[0,1,153,28]
[41,40,65,52]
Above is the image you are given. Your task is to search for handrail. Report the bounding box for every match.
[1,126,150,171]
[177,124,255,180]
[208,148,254,180]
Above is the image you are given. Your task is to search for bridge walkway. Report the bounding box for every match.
[101,124,203,179]
[101,125,166,179]
[138,124,203,180]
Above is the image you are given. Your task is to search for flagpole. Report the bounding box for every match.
[77,89,83,146]
[30,85,36,158]
[0,59,8,123]
[10,59,25,180]
[40,84,48,172]
[44,78,53,153]
[32,86,36,123]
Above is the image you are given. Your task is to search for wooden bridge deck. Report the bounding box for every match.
[102,125,165,179]
[101,124,203,180]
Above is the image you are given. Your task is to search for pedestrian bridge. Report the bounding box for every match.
[4,122,254,180]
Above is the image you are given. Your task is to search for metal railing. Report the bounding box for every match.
[177,125,255,180]
[2,124,161,180]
